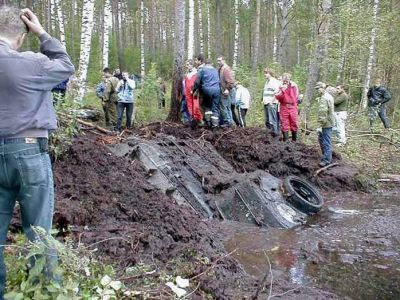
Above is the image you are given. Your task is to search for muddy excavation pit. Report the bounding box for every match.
[9,123,382,299]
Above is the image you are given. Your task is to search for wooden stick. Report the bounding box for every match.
[348,133,399,147]
[313,163,340,177]
[76,118,112,134]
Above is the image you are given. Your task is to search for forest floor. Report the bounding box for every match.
[10,122,399,299]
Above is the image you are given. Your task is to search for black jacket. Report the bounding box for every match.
[367,86,392,107]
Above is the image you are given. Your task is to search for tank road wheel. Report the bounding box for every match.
[283,176,324,215]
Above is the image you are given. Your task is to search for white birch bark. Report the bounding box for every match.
[187,0,195,59]
[207,0,211,58]
[103,0,112,68]
[50,0,56,34]
[54,0,66,46]
[361,0,379,109]
[272,0,278,63]
[198,0,204,54]
[140,0,146,76]
[75,0,96,102]
[232,0,240,70]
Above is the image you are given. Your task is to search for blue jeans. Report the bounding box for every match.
[264,104,280,134]
[318,128,333,164]
[0,138,54,298]
[220,94,233,125]
[116,102,134,130]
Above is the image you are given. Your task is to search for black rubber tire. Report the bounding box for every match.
[283,176,324,215]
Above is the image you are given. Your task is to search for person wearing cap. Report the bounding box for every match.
[275,73,299,141]
[315,82,335,167]
[0,6,75,298]
[333,85,348,145]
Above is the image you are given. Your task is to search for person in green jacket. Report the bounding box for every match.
[102,67,120,128]
[315,82,335,167]
[333,85,349,145]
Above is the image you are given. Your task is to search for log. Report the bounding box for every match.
[76,119,112,134]
[313,163,340,177]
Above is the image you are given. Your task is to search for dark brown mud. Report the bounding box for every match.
[136,122,367,191]
[48,133,342,298]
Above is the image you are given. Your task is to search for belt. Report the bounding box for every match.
[0,137,43,144]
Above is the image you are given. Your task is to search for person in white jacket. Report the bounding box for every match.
[263,69,281,135]
[235,82,251,127]
[116,71,136,131]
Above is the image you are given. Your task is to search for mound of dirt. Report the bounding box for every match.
[53,135,250,298]
[137,122,366,191]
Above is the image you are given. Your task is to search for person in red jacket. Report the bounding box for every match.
[185,59,203,127]
[275,73,299,141]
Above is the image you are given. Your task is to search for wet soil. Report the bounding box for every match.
[137,122,367,191]
[223,189,400,299]
[8,122,391,299]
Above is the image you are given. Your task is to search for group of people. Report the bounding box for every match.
[96,68,136,132]
[181,54,251,129]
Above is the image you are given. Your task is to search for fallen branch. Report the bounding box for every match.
[270,286,303,298]
[190,249,237,280]
[213,129,234,145]
[379,174,400,183]
[253,251,273,299]
[313,163,340,177]
[76,118,112,134]
[348,134,399,148]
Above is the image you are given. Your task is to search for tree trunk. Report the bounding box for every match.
[278,0,291,68]
[54,0,66,46]
[75,0,96,102]
[303,0,332,128]
[215,0,222,56]
[167,0,185,122]
[112,0,125,71]
[198,0,204,54]
[103,0,112,68]
[360,0,379,109]
[187,0,194,59]
[140,0,146,76]
[252,0,261,71]
[272,0,278,63]
[232,0,239,69]
[207,0,211,58]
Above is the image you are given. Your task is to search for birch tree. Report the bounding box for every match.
[140,0,146,76]
[232,0,240,69]
[75,0,96,102]
[252,0,261,71]
[102,0,112,68]
[207,0,211,58]
[272,0,278,63]
[303,0,332,126]
[54,0,66,46]
[197,0,204,54]
[360,0,380,109]
[187,0,195,59]
[167,0,185,121]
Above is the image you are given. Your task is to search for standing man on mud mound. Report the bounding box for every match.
[116,71,136,132]
[367,78,392,132]
[193,58,221,128]
[103,67,120,129]
[315,83,335,167]
[0,6,75,299]
[275,73,299,141]
[333,85,348,145]
[263,69,281,136]
[217,56,235,127]
[185,59,204,128]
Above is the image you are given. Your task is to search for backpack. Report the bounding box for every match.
[96,82,105,98]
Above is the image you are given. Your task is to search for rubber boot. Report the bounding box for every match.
[283,132,289,141]
[292,131,297,142]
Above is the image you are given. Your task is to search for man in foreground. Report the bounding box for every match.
[0,6,75,298]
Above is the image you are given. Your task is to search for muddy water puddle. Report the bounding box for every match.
[223,191,400,299]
